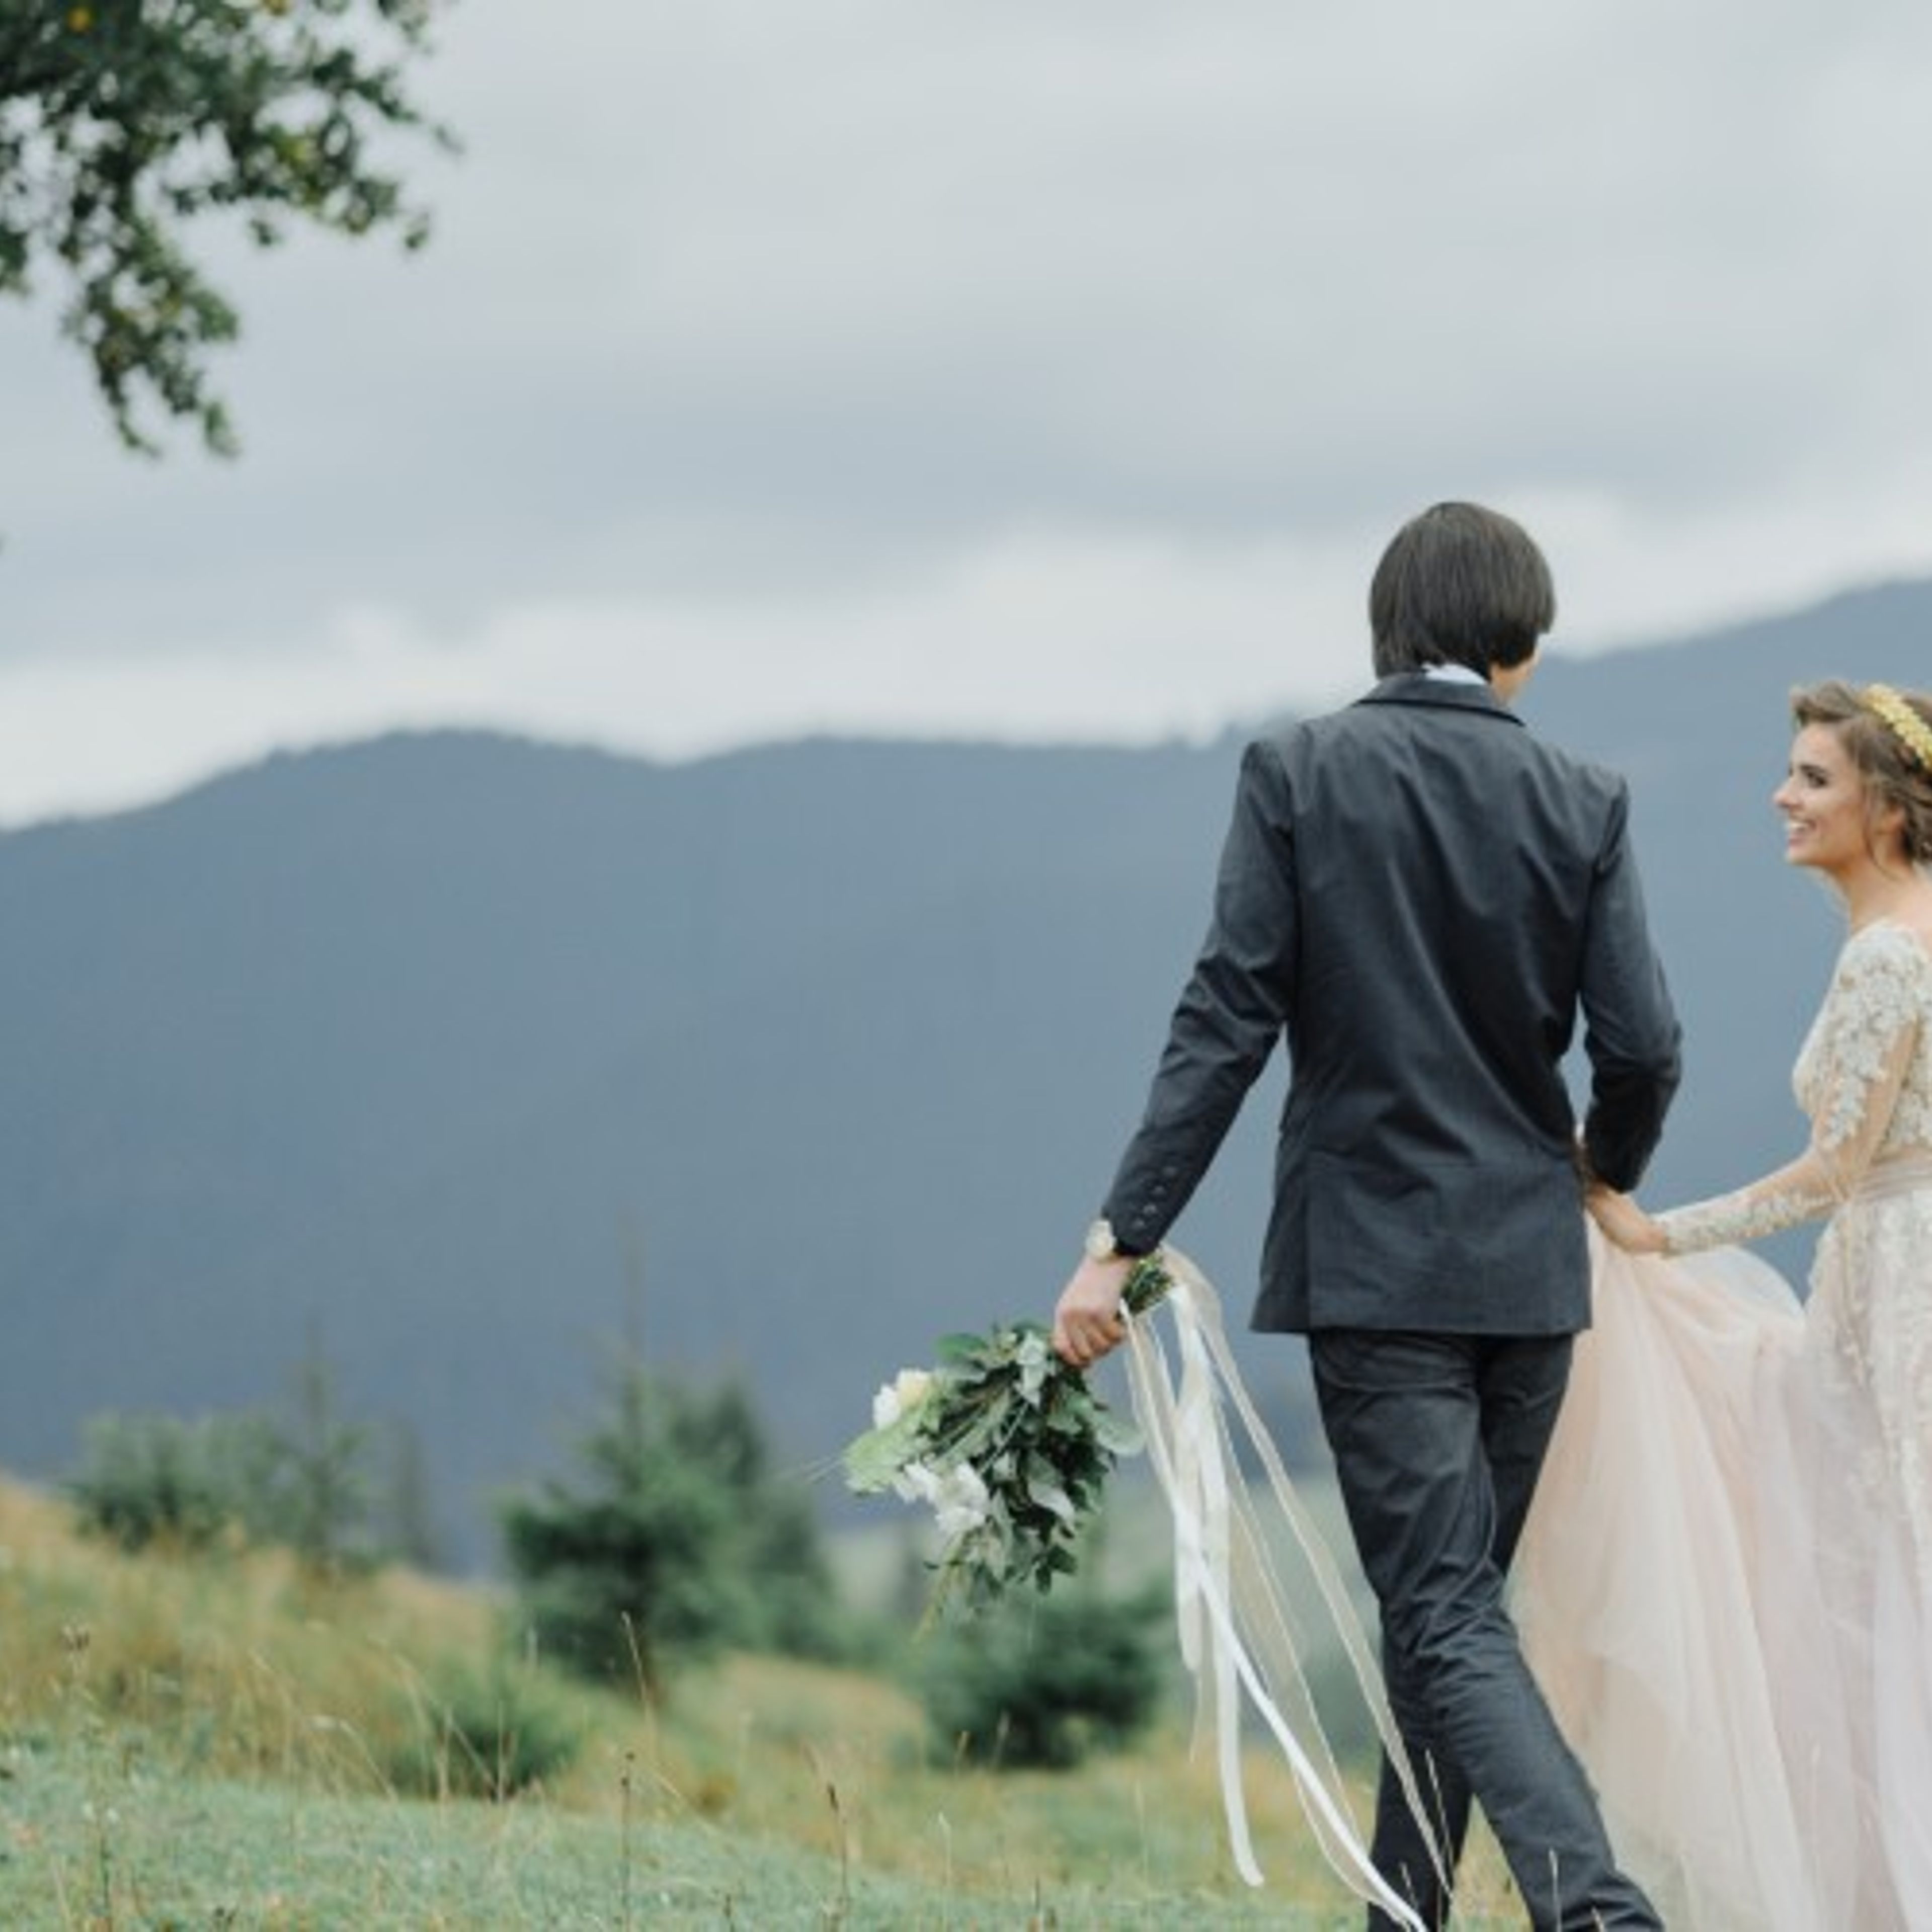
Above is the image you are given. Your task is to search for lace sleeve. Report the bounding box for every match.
[1656,927,1925,1256]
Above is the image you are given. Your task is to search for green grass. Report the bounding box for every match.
[0,1476,1524,1927]
[3,1749,930,1927]
[0,1744,1459,1928]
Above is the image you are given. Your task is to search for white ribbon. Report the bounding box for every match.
[1122,1248,1438,1929]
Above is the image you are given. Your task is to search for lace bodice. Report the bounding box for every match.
[1658,920,1932,1254]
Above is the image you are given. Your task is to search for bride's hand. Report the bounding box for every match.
[1587,1186,1668,1255]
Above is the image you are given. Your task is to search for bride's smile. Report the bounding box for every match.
[1775,720,1905,883]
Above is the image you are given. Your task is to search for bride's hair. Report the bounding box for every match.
[1792,679,1932,865]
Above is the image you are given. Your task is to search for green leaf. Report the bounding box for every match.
[1024,1469,1075,1523]
[935,1331,992,1365]
[5,0,451,457]
[1122,1256,1175,1315]
[840,1409,929,1493]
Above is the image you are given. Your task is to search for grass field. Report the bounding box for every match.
[0,1476,1522,1927]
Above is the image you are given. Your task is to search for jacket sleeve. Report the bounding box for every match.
[1576,780,1682,1193]
[1100,739,1298,1253]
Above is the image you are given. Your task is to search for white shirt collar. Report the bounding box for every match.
[1421,664,1487,687]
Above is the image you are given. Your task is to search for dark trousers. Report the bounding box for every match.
[1309,1330,1660,1932]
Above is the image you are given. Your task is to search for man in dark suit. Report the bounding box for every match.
[1054,502,1678,1930]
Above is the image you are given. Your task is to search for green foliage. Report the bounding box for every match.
[0,0,452,455]
[379,1650,585,1801]
[916,1577,1169,1770]
[270,1327,376,1574]
[844,1256,1169,1621]
[67,1335,379,1570]
[498,1369,845,1695]
[67,1409,282,1553]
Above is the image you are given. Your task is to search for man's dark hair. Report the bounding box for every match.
[1369,502,1556,678]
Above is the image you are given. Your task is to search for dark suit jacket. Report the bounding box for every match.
[1102,674,1681,1336]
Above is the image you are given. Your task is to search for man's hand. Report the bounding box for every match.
[1586,1185,1668,1255]
[1053,1255,1135,1367]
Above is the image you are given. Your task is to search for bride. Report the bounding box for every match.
[1520,679,1932,1929]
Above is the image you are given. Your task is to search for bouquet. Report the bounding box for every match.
[843,1242,1434,1924]
[842,1253,1173,1618]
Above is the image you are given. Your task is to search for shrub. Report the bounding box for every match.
[378,1651,584,1800]
[498,1368,844,1695]
[916,1580,1168,1770]
[68,1338,380,1573]
[67,1412,283,1554]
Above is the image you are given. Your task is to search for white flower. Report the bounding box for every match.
[872,1366,933,1428]
[893,1458,936,1505]
[893,1458,992,1542]
[1016,1330,1052,1402]
[935,1462,991,1540]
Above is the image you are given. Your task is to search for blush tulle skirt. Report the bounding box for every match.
[1517,1227,1932,1929]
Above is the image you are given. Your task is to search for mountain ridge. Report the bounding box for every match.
[5,578,1926,1565]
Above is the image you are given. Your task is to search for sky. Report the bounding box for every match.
[5,1,1932,828]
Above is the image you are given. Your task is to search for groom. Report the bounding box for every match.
[1054,502,1679,1929]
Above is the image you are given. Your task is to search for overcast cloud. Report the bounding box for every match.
[4,1,1931,824]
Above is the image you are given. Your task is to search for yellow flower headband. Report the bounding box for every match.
[1861,683,1932,773]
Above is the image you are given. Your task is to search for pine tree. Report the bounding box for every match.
[498,1365,843,1698]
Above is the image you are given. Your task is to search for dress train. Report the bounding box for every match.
[1517,1230,1927,1928]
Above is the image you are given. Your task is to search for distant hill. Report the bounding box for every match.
[3,578,1926,1566]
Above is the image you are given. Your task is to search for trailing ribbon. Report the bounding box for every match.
[1121,1248,1438,1929]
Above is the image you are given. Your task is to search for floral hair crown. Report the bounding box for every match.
[1862,683,1932,773]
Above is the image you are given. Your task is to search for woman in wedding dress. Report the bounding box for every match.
[1517,679,1932,1930]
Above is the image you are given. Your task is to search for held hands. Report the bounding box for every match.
[1586,1185,1669,1256]
[1053,1255,1134,1367]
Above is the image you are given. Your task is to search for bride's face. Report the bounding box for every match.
[1774,722,1901,878]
